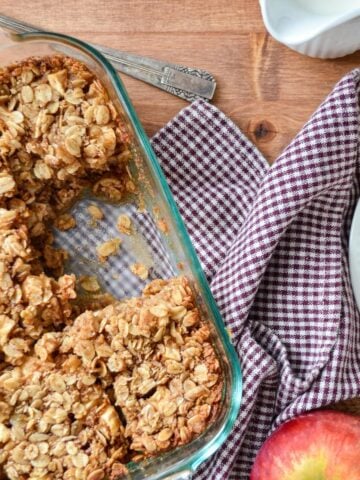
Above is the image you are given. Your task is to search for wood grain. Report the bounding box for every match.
[1,0,360,414]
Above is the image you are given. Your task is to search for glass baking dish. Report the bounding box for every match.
[0,29,242,480]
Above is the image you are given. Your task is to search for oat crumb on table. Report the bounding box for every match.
[0,54,223,480]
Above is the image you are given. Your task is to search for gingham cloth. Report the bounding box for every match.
[151,68,360,479]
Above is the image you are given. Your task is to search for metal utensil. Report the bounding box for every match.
[0,13,216,102]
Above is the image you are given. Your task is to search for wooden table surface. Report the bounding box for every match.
[1,0,360,413]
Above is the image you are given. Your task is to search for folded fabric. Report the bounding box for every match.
[151,68,360,479]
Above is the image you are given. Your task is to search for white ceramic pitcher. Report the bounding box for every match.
[259,0,360,58]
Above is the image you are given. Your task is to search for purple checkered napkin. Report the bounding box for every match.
[151,68,360,479]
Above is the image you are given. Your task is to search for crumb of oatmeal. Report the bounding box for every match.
[130,262,149,280]
[157,218,169,234]
[87,204,104,221]
[125,179,136,193]
[97,238,121,262]
[117,214,132,235]
[55,213,77,231]
[80,275,101,292]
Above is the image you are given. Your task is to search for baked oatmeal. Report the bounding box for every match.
[0,55,223,480]
[0,55,132,364]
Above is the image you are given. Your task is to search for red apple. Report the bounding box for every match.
[250,410,360,480]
